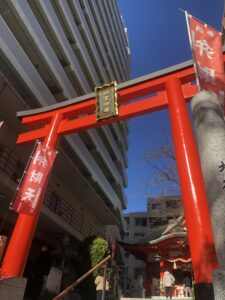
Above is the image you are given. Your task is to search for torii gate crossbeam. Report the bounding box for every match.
[17,61,197,143]
[2,56,225,296]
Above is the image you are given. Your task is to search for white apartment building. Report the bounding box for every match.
[148,195,183,228]
[0,0,130,278]
[121,212,148,296]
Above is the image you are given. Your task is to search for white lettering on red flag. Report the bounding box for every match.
[12,143,57,215]
[188,15,225,112]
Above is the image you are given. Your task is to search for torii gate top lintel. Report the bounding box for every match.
[17,58,194,120]
[16,58,199,144]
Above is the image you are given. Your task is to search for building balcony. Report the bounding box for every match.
[0,138,104,241]
[43,186,102,240]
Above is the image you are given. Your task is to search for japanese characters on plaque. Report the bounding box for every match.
[12,143,57,215]
[95,81,118,120]
[218,161,225,190]
[188,15,225,112]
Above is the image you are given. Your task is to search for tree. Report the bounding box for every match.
[142,135,180,195]
[76,236,111,300]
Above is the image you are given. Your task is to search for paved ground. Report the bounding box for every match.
[121,297,192,300]
[151,297,192,299]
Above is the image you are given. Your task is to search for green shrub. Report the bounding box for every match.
[76,236,110,300]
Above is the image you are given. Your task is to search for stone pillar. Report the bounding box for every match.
[0,277,27,300]
[191,91,225,300]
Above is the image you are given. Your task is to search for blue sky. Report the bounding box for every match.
[117,0,224,212]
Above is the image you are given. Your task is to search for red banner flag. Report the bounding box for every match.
[187,13,225,112]
[12,143,57,215]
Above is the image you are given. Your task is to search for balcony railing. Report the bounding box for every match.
[43,186,101,238]
[0,139,101,239]
[0,140,25,184]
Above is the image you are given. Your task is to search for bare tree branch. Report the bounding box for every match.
[141,132,180,194]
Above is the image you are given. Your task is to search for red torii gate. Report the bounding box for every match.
[2,56,225,292]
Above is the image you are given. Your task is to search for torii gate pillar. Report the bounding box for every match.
[1,113,62,276]
[166,77,217,299]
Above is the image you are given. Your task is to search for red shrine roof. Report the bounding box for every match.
[119,216,190,262]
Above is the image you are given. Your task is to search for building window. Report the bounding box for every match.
[0,143,5,169]
[49,191,60,213]
[134,233,145,237]
[0,143,4,158]
[166,200,178,209]
[134,267,145,280]
[12,161,24,183]
[134,217,147,227]
[149,217,162,227]
[122,266,128,276]
[134,233,145,240]
[124,232,129,241]
[124,217,130,225]
[151,203,161,210]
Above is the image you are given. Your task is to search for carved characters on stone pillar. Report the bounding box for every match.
[218,161,225,190]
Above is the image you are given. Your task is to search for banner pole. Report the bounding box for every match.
[184,11,201,92]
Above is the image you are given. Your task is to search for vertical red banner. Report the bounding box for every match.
[12,143,57,215]
[188,14,225,112]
